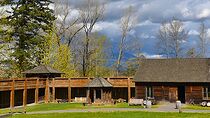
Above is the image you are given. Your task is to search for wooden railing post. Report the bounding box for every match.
[68,78,71,102]
[45,79,49,103]
[52,78,55,102]
[128,77,131,102]
[10,79,15,111]
[35,78,39,104]
[23,79,27,113]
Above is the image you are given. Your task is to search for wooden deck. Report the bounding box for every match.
[0,77,134,109]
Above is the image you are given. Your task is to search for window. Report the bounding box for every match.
[146,86,153,98]
[203,87,210,100]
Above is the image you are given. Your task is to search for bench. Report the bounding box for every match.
[129,99,144,106]
[56,99,68,103]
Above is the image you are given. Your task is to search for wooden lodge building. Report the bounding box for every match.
[2,58,210,109]
[0,65,135,108]
[134,58,210,104]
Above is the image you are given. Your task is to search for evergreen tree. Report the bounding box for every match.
[0,0,55,76]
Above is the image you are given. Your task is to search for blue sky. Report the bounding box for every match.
[52,0,210,58]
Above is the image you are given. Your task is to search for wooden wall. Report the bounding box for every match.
[185,86,203,104]
[135,82,205,104]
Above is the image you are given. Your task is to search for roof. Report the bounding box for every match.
[22,65,64,74]
[86,78,113,87]
[134,58,210,83]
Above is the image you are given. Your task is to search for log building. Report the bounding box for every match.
[134,58,210,104]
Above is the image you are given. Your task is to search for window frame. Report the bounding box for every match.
[145,86,154,99]
[202,87,210,100]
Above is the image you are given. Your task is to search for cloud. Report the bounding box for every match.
[143,53,164,59]
[189,30,199,35]
[197,9,210,19]
[93,21,121,40]
[4,0,210,57]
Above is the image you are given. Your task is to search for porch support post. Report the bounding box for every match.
[35,78,39,104]
[110,89,112,100]
[86,88,90,103]
[162,86,164,101]
[93,89,96,103]
[68,78,71,102]
[101,89,103,101]
[23,79,27,113]
[45,78,49,103]
[52,78,55,102]
[10,79,15,111]
[127,77,131,102]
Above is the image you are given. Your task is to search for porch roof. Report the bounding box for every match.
[86,78,113,87]
[22,65,64,74]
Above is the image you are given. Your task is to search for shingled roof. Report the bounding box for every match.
[22,65,64,74]
[86,78,113,87]
[134,58,210,83]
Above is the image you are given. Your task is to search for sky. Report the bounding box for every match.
[3,0,210,58]
[65,0,210,58]
[95,0,210,58]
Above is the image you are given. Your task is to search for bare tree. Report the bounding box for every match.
[116,6,137,76]
[54,0,83,47]
[198,22,208,57]
[157,21,171,58]
[78,0,104,76]
[157,18,188,58]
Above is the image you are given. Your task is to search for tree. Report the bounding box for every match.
[157,21,171,58]
[1,0,55,76]
[78,0,104,76]
[71,33,110,77]
[54,0,83,47]
[116,6,137,75]
[186,48,197,58]
[157,18,188,58]
[42,28,78,77]
[198,22,208,57]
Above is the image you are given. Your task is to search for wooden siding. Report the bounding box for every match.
[135,82,206,103]
[135,85,146,99]
[185,86,203,104]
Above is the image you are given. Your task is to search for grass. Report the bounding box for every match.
[0,103,146,114]
[9,111,210,118]
[183,104,210,110]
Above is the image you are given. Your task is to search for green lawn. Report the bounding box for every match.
[1,103,145,114]
[183,104,210,110]
[9,111,210,118]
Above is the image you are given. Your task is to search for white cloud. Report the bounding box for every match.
[189,30,199,35]
[197,9,210,19]
[137,20,155,26]
[93,21,120,32]
[207,29,210,38]
[143,53,164,59]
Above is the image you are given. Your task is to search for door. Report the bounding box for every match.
[178,86,185,103]
[169,87,178,102]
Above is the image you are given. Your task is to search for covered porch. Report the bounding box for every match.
[86,78,113,104]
